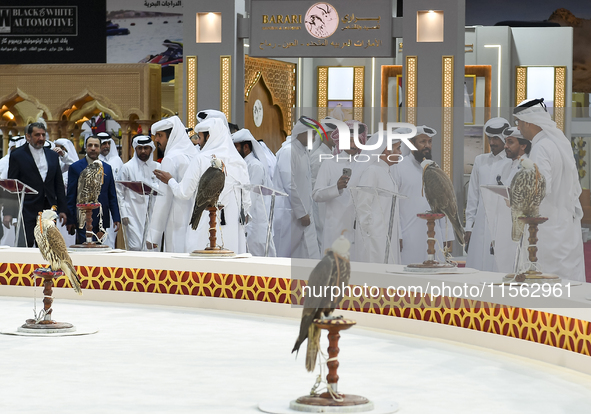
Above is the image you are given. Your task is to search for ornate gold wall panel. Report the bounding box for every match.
[554,66,566,132]
[353,66,364,122]
[186,56,197,131]
[317,66,329,120]
[220,56,232,123]
[405,56,417,125]
[245,56,296,136]
[0,64,161,121]
[441,56,454,178]
[515,66,527,107]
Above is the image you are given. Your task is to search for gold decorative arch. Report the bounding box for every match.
[0,88,52,120]
[245,56,295,136]
[57,90,123,121]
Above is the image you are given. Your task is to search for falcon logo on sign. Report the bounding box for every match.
[304,2,339,39]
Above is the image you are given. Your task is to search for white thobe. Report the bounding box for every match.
[99,155,124,249]
[310,143,332,252]
[272,140,319,259]
[244,153,275,256]
[312,157,355,254]
[118,157,160,250]
[353,162,401,264]
[149,152,194,252]
[465,152,509,271]
[168,154,250,254]
[0,154,9,179]
[0,155,12,246]
[395,156,455,265]
[529,131,585,281]
[486,154,529,273]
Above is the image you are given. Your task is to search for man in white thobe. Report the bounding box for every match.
[465,117,511,271]
[272,117,319,259]
[0,135,26,246]
[514,98,585,281]
[196,108,230,130]
[395,126,455,265]
[312,120,366,254]
[154,117,251,254]
[54,138,79,247]
[258,140,277,181]
[352,133,402,264]
[232,128,276,257]
[310,116,338,253]
[96,133,124,248]
[118,136,160,251]
[148,116,198,252]
[485,127,531,273]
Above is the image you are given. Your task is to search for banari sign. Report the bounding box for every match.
[0,0,105,64]
[249,0,392,57]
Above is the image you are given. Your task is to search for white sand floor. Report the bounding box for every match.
[1,296,591,413]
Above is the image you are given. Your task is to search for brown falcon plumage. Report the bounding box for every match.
[190,155,226,230]
[292,235,351,372]
[34,208,82,295]
[509,157,546,241]
[421,159,465,245]
[77,159,104,228]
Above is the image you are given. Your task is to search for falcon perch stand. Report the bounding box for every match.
[405,213,454,271]
[190,205,235,257]
[18,268,76,333]
[503,216,561,284]
[290,319,373,412]
[70,203,110,250]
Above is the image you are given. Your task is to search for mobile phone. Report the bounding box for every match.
[342,168,352,177]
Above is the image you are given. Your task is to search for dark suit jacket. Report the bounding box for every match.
[67,157,121,230]
[6,143,67,221]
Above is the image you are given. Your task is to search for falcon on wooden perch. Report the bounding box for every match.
[190,155,226,230]
[292,234,351,372]
[420,159,465,246]
[509,158,546,241]
[34,208,82,295]
[77,159,104,228]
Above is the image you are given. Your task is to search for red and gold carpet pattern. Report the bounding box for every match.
[1,262,590,357]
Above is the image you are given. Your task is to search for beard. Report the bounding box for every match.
[412,148,431,163]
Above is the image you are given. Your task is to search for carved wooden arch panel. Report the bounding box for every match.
[245,56,296,138]
[244,74,285,154]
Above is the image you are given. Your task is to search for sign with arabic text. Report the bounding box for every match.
[250,0,392,57]
[0,0,105,64]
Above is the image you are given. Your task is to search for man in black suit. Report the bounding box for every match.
[5,122,68,247]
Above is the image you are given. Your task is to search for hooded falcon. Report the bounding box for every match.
[509,157,546,241]
[292,234,351,372]
[77,159,104,228]
[34,208,82,295]
[421,159,465,245]
[190,155,226,230]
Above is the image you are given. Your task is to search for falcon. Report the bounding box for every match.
[190,155,226,230]
[509,158,546,241]
[292,234,351,372]
[34,208,82,295]
[421,159,465,245]
[77,160,104,228]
